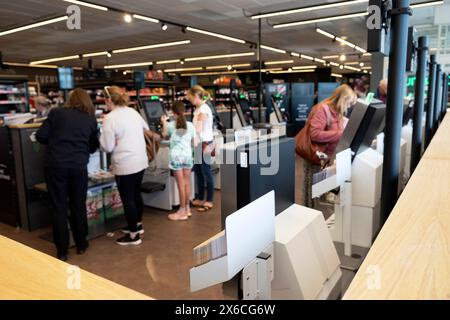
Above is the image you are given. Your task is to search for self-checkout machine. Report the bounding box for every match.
[137,97,195,211]
[376,100,415,191]
[190,129,342,300]
[334,99,386,250]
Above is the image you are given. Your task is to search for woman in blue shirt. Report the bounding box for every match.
[161,101,196,221]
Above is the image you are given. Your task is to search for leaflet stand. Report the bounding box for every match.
[311,149,354,259]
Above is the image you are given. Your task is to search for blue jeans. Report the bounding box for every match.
[194,161,214,202]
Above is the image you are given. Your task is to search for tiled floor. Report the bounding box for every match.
[0,156,360,299]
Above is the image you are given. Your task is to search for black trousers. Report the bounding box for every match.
[45,167,89,255]
[115,170,144,233]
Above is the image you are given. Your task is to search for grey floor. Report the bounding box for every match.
[0,155,365,299]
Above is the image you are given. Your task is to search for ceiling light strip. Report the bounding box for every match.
[331,73,343,78]
[265,60,294,65]
[112,40,191,54]
[30,55,80,65]
[270,69,316,74]
[104,62,153,69]
[31,40,191,65]
[316,28,367,53]
[344,65,361,71]
[292,65,317,69]
[205,63,251,70]
[156,59,181,64]
[164,67,203,72]
[132,14,159,23]
[63,0,108,11]
[314,58,326,64]
[186,27,246,44]
[301,54,314,61]
[0,16,68,37]
[261,45,287,54]
[250,0,368,19]
[179,68,282,77]
[185,52,255,62]
[83,51,108,58]
[410,0,444,9]
[273,12,368,28]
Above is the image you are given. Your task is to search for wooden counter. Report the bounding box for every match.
[0,235,152,300]
[344,113,450,300]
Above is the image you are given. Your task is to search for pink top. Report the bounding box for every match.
[309,103,345,156]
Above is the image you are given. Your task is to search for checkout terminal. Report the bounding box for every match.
[138,97,166,134]
[137,98,167,195]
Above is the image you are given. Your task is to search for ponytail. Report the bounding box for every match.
[172,101,187,130]
[107,86,129,106]
[187,85,211,102]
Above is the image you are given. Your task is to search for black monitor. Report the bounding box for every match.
[335,100,386,159]
[403,100,414,126]
[58,67,74,90]
[231,96,248,127]
[138,97,166,133]
[271,94,285,123]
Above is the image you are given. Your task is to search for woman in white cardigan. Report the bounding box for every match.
[100,86,148,246]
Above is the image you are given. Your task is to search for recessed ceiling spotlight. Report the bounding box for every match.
[107,51,112,58]
[124,14,133,23]
[180,59,185,65]
[339,54,346,61]
[339,65,344,69]
[359,62,364,67]
[227,65,232,71]
[161,23,168,31]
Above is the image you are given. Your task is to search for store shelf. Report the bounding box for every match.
[0,101,26,105]
[0,91,24,94]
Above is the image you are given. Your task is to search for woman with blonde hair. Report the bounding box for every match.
[187,85,215,212]
[36,88,99,261]
[296,84,357,208]
[100,86,149,246]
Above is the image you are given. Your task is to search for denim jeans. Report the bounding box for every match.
[194,160,214,202]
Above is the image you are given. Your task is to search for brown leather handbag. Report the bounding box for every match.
[144,129,161,162]
[295,104,331,165]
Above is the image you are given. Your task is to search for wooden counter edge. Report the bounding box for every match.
[0,235,153,300]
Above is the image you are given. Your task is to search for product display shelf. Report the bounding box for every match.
[35,177,125,242]
[0,75,29,114]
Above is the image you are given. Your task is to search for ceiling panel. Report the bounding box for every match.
[0,0,444,70]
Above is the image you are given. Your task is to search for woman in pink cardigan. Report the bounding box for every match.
[300,84,357,207]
